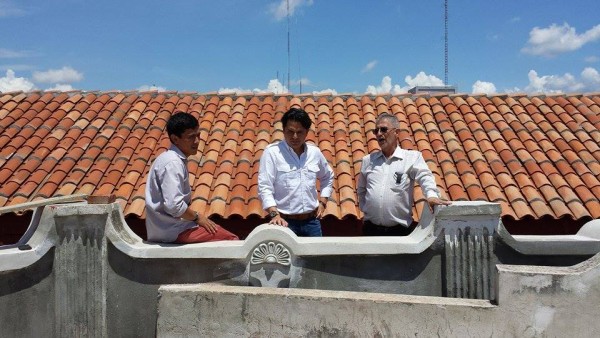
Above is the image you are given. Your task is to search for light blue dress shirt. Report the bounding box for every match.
[258,141,334,215]
[145,145,196,242]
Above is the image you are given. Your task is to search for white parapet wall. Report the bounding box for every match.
[157,251,600,337]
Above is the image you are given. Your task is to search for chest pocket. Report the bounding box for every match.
[390,166,414,192]
[276,163,300,189]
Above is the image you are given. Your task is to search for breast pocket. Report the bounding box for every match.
[305,164,320,183]
[390,170,410,193]
[277,164,299,189]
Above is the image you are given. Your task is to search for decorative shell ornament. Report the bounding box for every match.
[250,242,291,266]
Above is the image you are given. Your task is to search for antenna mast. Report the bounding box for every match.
[287,0,291,92]
[444,0,448,85]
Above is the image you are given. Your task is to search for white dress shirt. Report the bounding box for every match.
[357,146,439,227]
[258,141,334,215]
[145,145,196,242]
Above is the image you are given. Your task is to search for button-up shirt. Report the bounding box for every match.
[357,146,439,227]
[145,145,196,242]
[258,141,334,215]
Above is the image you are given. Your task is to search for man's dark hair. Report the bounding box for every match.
[166,112,199,137]
[281,108,312,130]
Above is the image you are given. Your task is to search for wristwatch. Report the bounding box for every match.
[192,211,199,224]
[268,210,279,219]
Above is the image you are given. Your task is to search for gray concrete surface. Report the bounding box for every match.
[157,252,600,337]
[1,199,599,337]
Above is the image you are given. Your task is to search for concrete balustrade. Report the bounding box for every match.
[1,199,599,337]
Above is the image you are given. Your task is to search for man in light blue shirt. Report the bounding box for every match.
[145,112,238,243]
[258,108,334,237]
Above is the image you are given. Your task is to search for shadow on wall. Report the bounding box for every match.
[124,214,365,240]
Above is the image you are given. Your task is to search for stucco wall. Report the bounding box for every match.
[157,253,600,337]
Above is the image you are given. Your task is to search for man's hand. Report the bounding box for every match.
[269,214,288,227]
[196,214,218,234]
[427,197,452,212]
[316,199,327,218]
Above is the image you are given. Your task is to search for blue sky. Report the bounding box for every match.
[1,0,599,95]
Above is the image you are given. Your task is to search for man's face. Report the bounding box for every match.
[374,120,398,150]
[283,120,308,153]
[171,127,200,157]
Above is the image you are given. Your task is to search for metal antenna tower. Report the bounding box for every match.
[287,0,291,92]
[444,0,448,85]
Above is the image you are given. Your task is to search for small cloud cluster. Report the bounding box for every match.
[361,60,377,73]
[0,66,85,93]
[365,72,444,95]
[268,0,313,21]
[0,0,26,17]
[525,67,600,93]
[472,81,497,95]
[0,69,35,92]
[218,79,289,95]
[138,85,167,92]
[522,23,600,57]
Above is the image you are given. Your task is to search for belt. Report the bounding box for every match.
[280,209,317,221]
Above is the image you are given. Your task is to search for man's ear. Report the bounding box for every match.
[169,134,178,145]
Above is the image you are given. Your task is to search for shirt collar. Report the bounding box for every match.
[375,146,404,161]
[283,140,306,156]
[169,144,187,161]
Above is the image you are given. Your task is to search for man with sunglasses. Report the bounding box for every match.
[258,108,334,236]
[357,113,451,236]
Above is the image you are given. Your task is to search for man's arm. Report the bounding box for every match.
[356,157,367,211]
[316,154,334,217]
[257,147,288,226]
[412,152,451,211]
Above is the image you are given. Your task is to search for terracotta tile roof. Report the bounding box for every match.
[1,90,600,229]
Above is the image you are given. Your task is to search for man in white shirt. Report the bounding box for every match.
[145,112,238,243]
[258,108,334,237]
[357,113,451,236]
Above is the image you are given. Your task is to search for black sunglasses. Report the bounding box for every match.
[371,127,395,134]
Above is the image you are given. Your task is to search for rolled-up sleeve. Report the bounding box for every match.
[413,153,439,199]
[318,154,334,198]
[356,157,367,210]
[258,149,277,209]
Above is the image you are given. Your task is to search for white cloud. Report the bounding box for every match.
[292,77,312,87]
[581,67,600,86]
[32,66,83,83]
[361,60,378,73]
[472,80,497,94]
[585,56,599,63]
[0,48,32,58]
[45,83,74,91]
[404,72,444,88]
[218,79,289,95]
[269,0,313,21]
[525,69,585,93]
[0,0,26,17]
[522,23,600,57]
[257,78,288,94]
[312,88,337,95]
[0,69,35,92]
[366,72,444,95]
[138,84,166,92]
[0,64,34,71]
[218,87,245,94]
[366,76,403,95]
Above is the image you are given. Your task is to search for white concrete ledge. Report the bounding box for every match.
[107,201,440,258]
[498,220,600,255]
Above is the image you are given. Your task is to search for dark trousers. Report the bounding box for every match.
[285,217,322,237]
[362,220,416,236]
